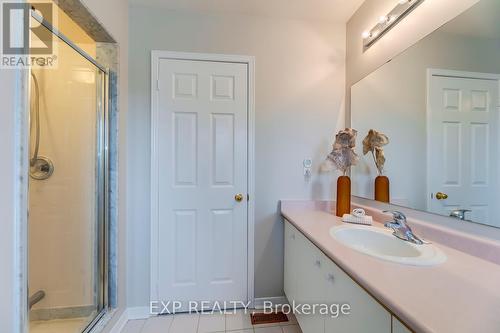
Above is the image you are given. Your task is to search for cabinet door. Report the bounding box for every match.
[295,237,326,333]
[293,230,312,331]
[284,221,298,301]
[324,256,391,333]
[393,317,412,333]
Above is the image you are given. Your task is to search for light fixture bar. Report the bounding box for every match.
[362,0,424,50]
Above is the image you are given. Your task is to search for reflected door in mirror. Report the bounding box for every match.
[427,72,499,226]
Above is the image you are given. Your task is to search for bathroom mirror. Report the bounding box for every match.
[350,0,500,228]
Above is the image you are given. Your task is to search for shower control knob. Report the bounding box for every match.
[30,157,54,180]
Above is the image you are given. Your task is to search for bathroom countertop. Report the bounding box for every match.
[281,200,500,333]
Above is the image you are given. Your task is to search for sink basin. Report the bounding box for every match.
[330,225,446,266]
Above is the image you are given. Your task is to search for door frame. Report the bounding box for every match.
[426,68,500,212]
[150,51,256,307]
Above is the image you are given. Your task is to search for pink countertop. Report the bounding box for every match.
[281,200,500,333]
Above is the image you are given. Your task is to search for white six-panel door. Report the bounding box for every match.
[428,71,500,226]
[152,57,249,308]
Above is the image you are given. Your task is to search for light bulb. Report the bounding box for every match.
[379,16,388,24]
[399,0,409,4]
[362,31,371,39]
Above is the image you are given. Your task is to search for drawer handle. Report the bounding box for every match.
[327,274,335,282]
[314,260,321,268]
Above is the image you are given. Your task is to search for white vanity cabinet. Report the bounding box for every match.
[284,220,392,333]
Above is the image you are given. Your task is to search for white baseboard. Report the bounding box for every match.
[108,307,151,333]
[127,306,152,320]
[253,296,289,310]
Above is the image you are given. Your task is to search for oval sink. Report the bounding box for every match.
[330,225,446,266]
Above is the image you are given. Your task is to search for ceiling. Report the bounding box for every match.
[128,0,365,22]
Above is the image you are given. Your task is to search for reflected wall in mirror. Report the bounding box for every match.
[351,0,500,228]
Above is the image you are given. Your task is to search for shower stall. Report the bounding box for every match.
[28,11,108,333]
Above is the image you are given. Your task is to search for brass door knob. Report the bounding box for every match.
[436,192,448,200]
[234,193,244,202]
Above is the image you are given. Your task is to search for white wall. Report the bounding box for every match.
[345,0,480,122]
[0,68,24,333]
[128,6,346,305]
[0,1,28,331]
[351,30,500,211]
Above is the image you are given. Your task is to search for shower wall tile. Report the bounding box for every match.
[96,43,118,72]
[97,36,119,311]
[108,69,119,308]
[29,50,98,310]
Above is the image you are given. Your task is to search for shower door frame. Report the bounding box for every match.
[26,10,110,333]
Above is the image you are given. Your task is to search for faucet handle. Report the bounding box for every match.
[449,209,471,220]
[383,210,406,222]
[383,211,428,245]
[451,209,471,214]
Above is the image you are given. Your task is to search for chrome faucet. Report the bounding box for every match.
[449,209,471,221]
[383,211,425,245]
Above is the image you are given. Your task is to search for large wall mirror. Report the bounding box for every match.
[351,0,500,228]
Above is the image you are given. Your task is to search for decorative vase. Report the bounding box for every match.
[374,175,390,203]
[336,175,351,217]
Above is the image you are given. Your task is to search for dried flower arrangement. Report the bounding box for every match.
[362,129,389,175]
[321,128,359,176]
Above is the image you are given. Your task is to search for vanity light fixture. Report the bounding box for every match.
[362,0,425,50]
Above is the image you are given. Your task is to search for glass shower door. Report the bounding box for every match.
[28,29,107,333]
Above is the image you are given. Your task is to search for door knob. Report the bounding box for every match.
[234,193,244,202]
[435,192,448,200]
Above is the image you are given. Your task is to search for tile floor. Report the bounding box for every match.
[30,317,88,333]
[122,311,302,333]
